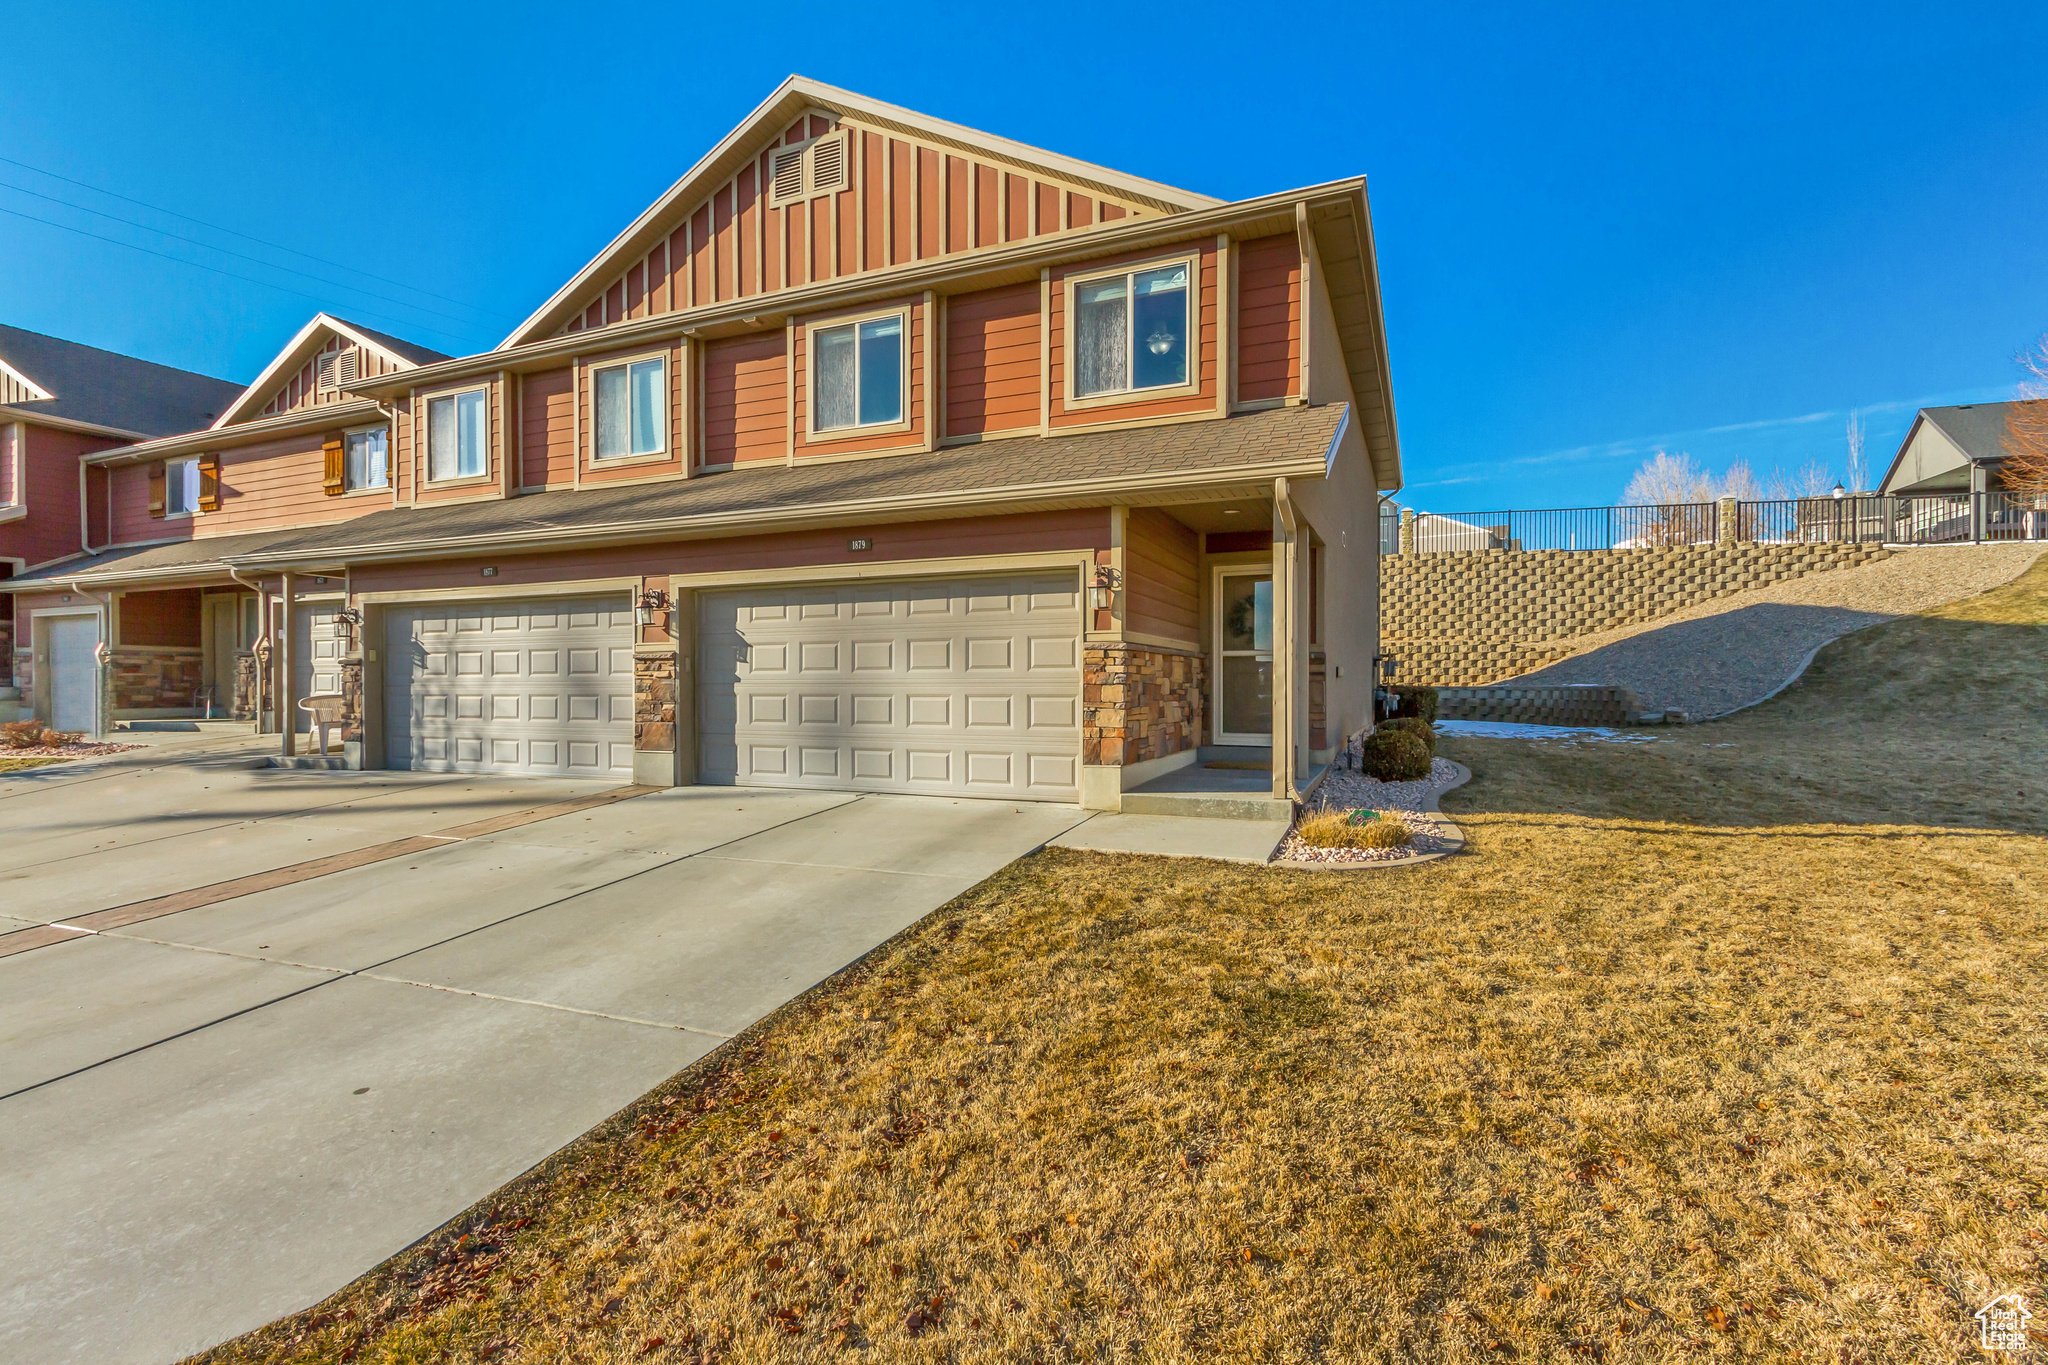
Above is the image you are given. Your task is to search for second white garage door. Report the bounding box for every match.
[385,595,634,778]
[698,572,1081,801]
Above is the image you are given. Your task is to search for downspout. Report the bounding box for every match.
[1273,477,1300,803]
[227,565,267,733]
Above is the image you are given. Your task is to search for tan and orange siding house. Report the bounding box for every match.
[9,76,1402,809]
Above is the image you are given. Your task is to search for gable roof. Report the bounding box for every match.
[211,313,449,429]
[1876,399,2045,493]
[0,324,244,438]
[500,75,1225,349]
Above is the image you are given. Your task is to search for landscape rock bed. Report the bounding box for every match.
[1277,755,1463,864]
[2,742,146,759]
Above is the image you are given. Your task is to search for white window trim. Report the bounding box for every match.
[1061,250,1203,414]
[805,305,913,439]
[342,423,392,494]
[587,349,671,464]
[423,384,493,486]
[163,456,202,520]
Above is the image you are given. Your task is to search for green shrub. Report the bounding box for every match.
[1379,716,1436,753]
[1390,685,1439,724]
[1360,726,1432,781]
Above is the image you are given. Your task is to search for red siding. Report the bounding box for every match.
[119,587,202,647]
[944,283,1041,440]
[0,424,108,569]
[522,368,575,489]
[1236,234,1302,403]
[701,333,787,468]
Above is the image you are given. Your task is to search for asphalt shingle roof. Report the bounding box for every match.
[0,325,246,437]
[8,528,306,588]
[1920,400,2043,463]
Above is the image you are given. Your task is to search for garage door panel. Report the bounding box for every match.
[699,572,1079,801]
[386,594,632,778]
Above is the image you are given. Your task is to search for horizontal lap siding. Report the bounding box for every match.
[945,283,1041,440]
[1049,239,1219,429]
[793,300,925,457]
[347,508,1112,596]
[1123,507,1199,643]
[522,368,575,489]
[702,333,787,468]
[10,425,101,566]
[1236,234,1301,403]
[205,433,366,533]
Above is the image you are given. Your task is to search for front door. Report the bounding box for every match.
[204,597,239,717]
[47,614,99,735]
[1215,571,1273,745]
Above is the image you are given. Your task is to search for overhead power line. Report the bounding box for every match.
[0,203,477,352]
[0,179,496,333]
[0,152,515,321]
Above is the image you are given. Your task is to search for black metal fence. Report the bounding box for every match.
[1382,492,2048,553]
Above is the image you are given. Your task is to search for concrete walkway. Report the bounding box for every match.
[0,754,1086,1364]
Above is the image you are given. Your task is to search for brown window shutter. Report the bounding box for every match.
[197,453,222,512]
[322,435,345,496]
[148,461,167,517]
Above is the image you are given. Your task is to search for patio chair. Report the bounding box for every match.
[297,693,347,755]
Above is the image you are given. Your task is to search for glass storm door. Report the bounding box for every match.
[1215,572,1273,745]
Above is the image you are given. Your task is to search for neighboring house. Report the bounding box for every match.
[0,325,241,695]
[11,76,1403,811]
[1878,400,2040,495]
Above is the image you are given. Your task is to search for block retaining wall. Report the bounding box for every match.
[1436,684,1644,727]
[1381,542,1893,687]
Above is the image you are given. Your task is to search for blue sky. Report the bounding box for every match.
[2,2,2043,508]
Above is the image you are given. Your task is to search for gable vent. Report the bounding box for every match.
[809,134,847,196]
[317,348,361,391]
[316,352,339,390]
[770,146,807,205]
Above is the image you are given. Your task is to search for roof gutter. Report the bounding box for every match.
[225,453,1334,571]
[351,179,1368,398]
[83,399,383,466]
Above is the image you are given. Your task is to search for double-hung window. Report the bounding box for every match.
[344,428,388,490]
[593,356,666,460]
[1071,261,1193,399]
[165,457,202,516]
[427,388,488,481]
[811,314,904,433]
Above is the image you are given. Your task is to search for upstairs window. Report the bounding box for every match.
[811,315,904,433]
[593,356,666,460]
[427,388,488,481]
[165,457,202,516]
[345,428,388,490]
[1071,261,1192,399]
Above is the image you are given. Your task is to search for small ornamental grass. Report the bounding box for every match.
[0,721,83,749]
[1295,807,1413,850]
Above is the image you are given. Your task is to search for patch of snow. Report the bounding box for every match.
[1434,720,1670,744]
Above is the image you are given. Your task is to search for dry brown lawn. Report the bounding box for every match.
[194,560,2048,1365]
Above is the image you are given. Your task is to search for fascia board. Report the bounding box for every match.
[87,398,383,465]
[500,76,1232,350]
[225,456,1333,569]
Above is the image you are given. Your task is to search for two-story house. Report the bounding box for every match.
[10,77,1402,810]
[0,325,241,701]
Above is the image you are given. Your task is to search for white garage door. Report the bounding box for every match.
[385,595,634,778]
[699,572,1081,801]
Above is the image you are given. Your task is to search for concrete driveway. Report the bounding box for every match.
[0,740,1087,1364]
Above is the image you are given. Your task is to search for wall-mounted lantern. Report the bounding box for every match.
[1089,566,1121,612]
[636,588,671,628]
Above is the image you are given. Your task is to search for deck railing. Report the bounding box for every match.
[1381,492,2048,553]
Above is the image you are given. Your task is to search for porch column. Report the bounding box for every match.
[1272,479,1298,802]
[279,572,296,757]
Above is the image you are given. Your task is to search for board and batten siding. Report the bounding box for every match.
[555,114,1158,340]
[944,282,1041,441]
[700,333,787,469]
[1122,506,1200,645]
[255,337,407,420]
[1235,234,1301,404]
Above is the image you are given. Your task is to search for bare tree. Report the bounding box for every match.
[1622,450,1715,505]
[2003,334,2048,500]
[1718,459,1761,501]
[1845,409,1866,493]
[1765,461,1836,501]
